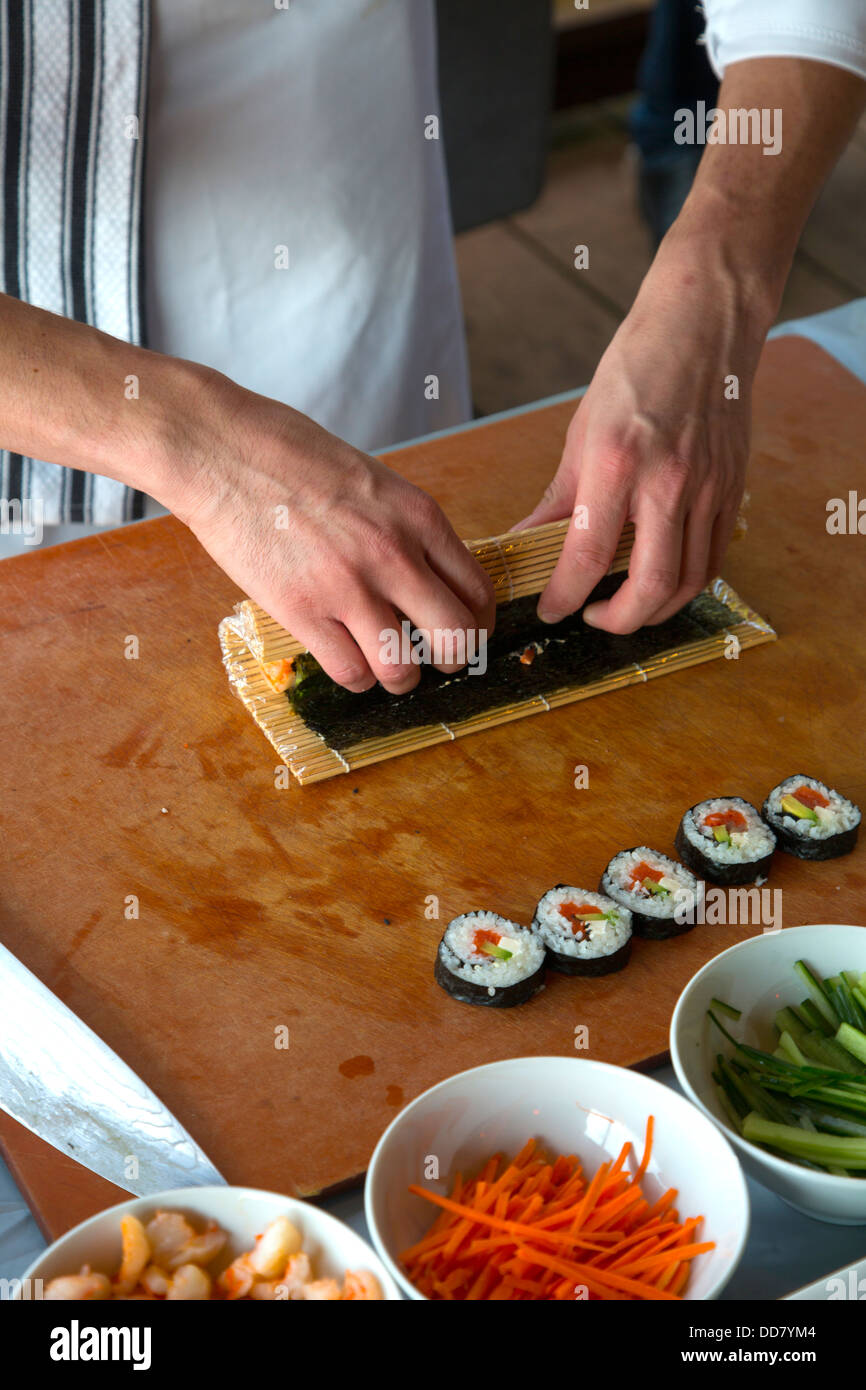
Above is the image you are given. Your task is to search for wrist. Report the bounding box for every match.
[120,354,241,524]
[668,182,792,329]
[654,192,785,347]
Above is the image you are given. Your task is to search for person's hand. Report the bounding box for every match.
[515,218,773,633]
[172,377,495,693]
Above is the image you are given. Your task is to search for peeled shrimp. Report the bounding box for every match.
[262,659,293,693]
[41,1208,382,1303]
[303,1278,342,1301]
[43,1270,111,1300]
[248,1279,282,1300]
[342,1269,382,1301]
[166,1263,212,1300]
[248,1215,302,1278]
[216,1253,255,1300]
[145,1211,197,1267]
[140,1264,171,1297]
[166,1227,226,1271]
[278,1250,312,1298]
[116,1214,151,1294]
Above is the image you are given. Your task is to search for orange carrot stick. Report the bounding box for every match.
[402,1129,714,1301]
[515,1247,683,1301]
[634,1115,654,1184]
[621,1241,715,1275]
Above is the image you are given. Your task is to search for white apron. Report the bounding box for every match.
[144,0,471,452]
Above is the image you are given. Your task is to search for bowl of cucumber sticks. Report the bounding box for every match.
[671,923,866,1223]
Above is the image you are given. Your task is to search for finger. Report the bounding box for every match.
[345,598,423,694]
[514,411,585,531]
[424,533,497,635]
[513,442,583,531]
[283,613,377,693]
[642,487,716,626]
[389,564,485,675]
[535,481,629,623]
[583,493,685,634]
[707,495,741,581]
[513,473,575,532]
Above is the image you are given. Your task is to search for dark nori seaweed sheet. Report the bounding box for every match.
[626,911,697,941]
[434,951,546,1007]
[286,573,738,751]
[769,822,859,860]
[543,937,632,978]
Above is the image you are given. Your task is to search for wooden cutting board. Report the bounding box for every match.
[1,336,865,1243]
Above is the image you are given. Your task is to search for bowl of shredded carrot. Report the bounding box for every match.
[365,1056,749,1300]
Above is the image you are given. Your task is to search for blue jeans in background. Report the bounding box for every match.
[629,0,720,245]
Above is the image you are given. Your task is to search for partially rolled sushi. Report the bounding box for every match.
[435,911,546,1007]
[675,797,776,885]
[762,775,861,860]
[600,848,700,940]
[531,886,632,976]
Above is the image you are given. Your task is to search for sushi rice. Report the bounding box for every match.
[532,886,631,963]
[764,775,860,842]
[436,911,546,1006]
[679,797,775,865]
[600,847,700,940]
[602,848,698,916]
[675,796,776,885]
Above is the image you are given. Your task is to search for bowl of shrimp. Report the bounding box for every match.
[16,1186,401,1301]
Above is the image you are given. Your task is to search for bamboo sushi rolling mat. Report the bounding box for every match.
[219,522,770,784]
[1,336,865,1239]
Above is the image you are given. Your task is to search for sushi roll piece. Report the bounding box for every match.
[675,797,776,885]
[435,911,546,1007]
[600,848,700,940]
[531,886,632,977]
[762,775,861,860]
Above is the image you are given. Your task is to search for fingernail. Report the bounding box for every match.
[582,604,601,627]
[537,608,563,625]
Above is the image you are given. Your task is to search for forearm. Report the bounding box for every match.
[527,55,866,630]
[0,293,494,689]
[666,58,866,320]
[0,291,217,514]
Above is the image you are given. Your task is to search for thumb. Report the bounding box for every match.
[512,469,575,532]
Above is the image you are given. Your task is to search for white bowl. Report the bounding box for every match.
[365,1056,748,1300]
[671,923,866,1225]
[16,1186,401,1300]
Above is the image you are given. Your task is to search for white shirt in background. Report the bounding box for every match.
[703,0,866,79]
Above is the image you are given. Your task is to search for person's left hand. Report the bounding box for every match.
[515,219,771,633]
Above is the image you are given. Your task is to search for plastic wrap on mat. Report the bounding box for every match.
[218,518,775,785]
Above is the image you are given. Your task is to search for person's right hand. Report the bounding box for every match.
[172,374,495,693]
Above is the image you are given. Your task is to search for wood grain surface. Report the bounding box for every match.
[1,336,864,1241]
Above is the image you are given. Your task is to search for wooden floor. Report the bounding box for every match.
[456,99,866,416]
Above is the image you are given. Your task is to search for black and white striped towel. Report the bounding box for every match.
[0,0,149,524]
